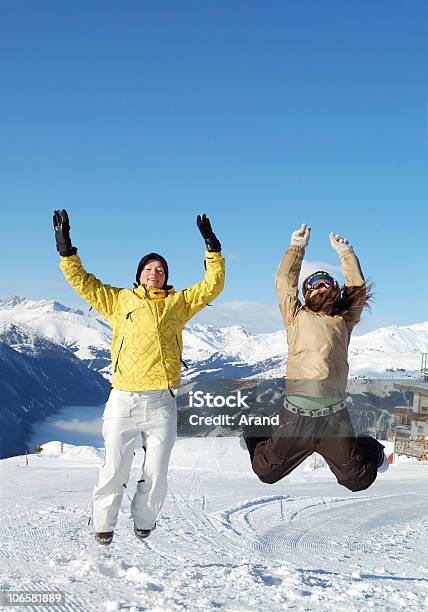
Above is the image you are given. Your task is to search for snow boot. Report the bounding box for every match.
[95,531,114,545]
[134,522,156,540]
[239,432,249,450]
[357,434,389,474]
[377,444,389,474]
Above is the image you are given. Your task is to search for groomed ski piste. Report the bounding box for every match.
[1,439,427,611]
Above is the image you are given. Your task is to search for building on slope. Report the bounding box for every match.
[422,352,428,381]
[391,360,428,459]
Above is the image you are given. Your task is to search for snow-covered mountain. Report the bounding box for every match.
[184,321,428,379]
[1,294,427,457]
[1,295,428,380]
[349,323,428,376]
[0,316,109,459]
[0,295,112,376]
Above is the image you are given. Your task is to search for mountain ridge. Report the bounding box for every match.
[1,294,427,379]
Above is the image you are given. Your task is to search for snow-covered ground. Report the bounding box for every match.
[1,439,427,611]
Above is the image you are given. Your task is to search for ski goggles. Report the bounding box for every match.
[304,271,336,292]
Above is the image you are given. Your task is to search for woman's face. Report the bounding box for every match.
[305,284,341,314]
[308,284,331,298]
[139,260,166,288]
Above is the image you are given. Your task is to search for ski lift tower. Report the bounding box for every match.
[422,353,428,381]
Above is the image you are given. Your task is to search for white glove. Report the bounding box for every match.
[291,223,311,247]
[329,232,352,255]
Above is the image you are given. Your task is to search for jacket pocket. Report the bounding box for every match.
[114,337,125,373]
[176,335,188,370]
[113,310,138,373]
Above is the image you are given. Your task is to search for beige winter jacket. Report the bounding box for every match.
[276,245,365,398]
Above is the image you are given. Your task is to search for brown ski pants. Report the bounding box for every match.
[248,408,383,492]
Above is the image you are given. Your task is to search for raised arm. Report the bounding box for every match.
[329,232,366,329]
[275,223,310,325]
[53,209,120,320]
[329,233,365,287]
[183,214,225,321]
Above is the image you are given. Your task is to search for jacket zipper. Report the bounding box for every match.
[176,336,188,370]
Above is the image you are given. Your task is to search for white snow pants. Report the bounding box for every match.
[93,388,177,532]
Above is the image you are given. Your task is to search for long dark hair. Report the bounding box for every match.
[305,281,374,322]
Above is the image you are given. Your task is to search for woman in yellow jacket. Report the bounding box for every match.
[53,210,225,545]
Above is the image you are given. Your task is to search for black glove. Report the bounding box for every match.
[196,214,221,252]
[53,209,77,256]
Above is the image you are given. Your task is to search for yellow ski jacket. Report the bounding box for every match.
[60,251,225,391]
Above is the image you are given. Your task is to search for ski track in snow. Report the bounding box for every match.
[1,439,428,611]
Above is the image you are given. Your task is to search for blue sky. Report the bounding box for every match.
[0,1,427,333]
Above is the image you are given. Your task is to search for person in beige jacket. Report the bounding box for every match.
[242,224,388,491]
